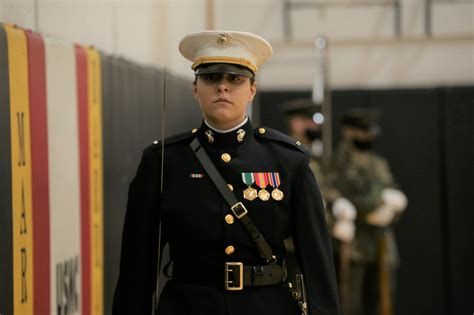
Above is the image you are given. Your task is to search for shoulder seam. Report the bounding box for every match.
[254,126,307,154]
[146,129,197,152]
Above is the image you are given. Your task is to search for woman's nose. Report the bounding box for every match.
[216,80,229,92]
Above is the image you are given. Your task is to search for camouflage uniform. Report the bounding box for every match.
[325,140,400,315]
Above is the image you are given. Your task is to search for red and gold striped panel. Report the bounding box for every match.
[4,29,107,315]
[5,23,34,315]
[76,44,105,315]
[26,29,51,315]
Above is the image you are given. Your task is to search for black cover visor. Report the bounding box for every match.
[195,63,254,78]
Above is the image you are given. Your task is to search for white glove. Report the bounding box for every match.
[332,220,355,242]
[381,188,408,213]
[332,197,357,221]
[366,205,395,227]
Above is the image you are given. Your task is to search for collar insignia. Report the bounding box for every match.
[237,128,246,142]
[205,130,214,143]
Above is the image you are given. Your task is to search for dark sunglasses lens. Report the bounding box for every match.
[201,74,223,82]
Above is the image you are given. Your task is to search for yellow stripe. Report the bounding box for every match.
[85,46,104,315]
[5,24,34,315]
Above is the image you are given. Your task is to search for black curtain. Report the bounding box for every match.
[259,86,474,315]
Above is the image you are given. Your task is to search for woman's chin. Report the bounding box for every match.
[206,111,237,124]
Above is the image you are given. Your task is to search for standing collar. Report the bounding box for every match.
[198,118,253,149]
[204,116,249,133]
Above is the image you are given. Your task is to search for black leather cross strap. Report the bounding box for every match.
[241,264,284,286]
[190,137,275,262]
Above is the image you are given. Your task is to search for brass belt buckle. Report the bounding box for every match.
[224,262,244,291]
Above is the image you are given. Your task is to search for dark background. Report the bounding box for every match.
[259,87,474,315]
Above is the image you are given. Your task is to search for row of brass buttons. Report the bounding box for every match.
[225,245,235,255]
[226,177,234,253]
[223,149,233,254]
[220,131,259,256]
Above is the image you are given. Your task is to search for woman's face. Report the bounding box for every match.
[193,73,257,129]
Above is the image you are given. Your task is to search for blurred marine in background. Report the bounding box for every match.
[281,99,357,312]
[281,99,325,187]
[280,99,329,287]
[324,109,408,315]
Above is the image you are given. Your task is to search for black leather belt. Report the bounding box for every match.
[172,262,286,291]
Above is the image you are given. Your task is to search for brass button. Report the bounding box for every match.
[225,245,235,255]
[227,184,234,191]
[258,127,266,134]
[221,153,231,163]
[191,128,198,133]
[296,141,301,146]
[225,214,234,225]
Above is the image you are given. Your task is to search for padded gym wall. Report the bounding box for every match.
[101,55,200,314]
[443,87,473,315]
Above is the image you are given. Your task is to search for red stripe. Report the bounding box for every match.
[26,30,50,315]
[75,44,90,315]
[254,172,269,189]
[254,172,261,187]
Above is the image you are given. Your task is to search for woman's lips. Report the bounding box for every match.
[214,98,232,104]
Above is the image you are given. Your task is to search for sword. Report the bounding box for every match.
[296,274,308,315]
[152,66,166,314]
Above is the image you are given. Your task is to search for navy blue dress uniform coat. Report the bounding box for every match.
[113,119,340,315]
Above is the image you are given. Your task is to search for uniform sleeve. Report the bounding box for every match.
[347,156,397,219]
[376,157,397,188]
[112,149,161,315]
[291,154,341,315]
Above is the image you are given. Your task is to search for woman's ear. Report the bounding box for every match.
[249,81,257,102]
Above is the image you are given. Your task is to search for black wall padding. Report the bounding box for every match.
[102,55,199,315]
[443,87,474,315]
[0,24,13,315]
[363,89,446,315]
[259,86,474,315]
[163,74,202,135]
[327,89,446,315]
[102,55,125,315]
